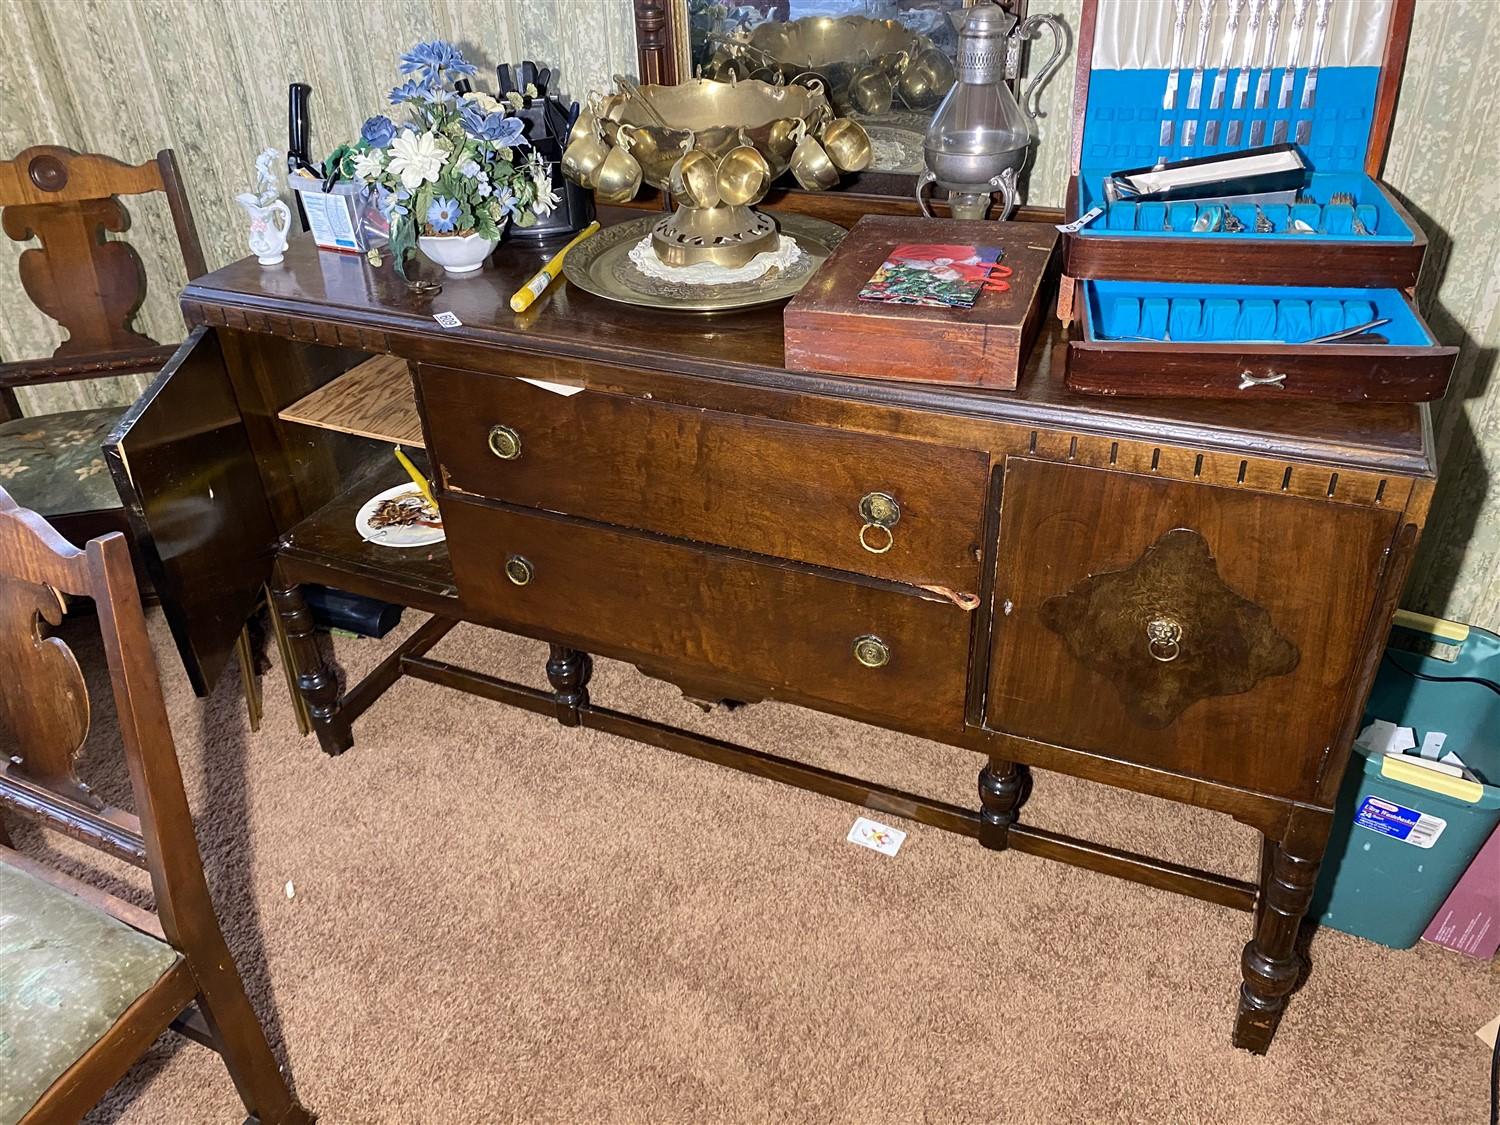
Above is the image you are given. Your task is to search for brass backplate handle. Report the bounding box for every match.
[505,556,534,586]
[859,491,901,527]
[488,424,522,460]
[852,634,890,668]
[858,492,900,554]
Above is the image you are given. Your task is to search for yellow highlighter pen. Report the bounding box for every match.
[510,221,601,313]
[392,445,437,509]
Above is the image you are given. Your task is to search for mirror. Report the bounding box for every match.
[680,0,1004,191]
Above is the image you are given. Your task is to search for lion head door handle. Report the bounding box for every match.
[858,491,900,554]
[1146,616,1183,662]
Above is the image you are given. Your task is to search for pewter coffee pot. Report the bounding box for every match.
[916,1,1067,221]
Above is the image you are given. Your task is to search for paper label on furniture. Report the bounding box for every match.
[519,377,586,397]
[1354,796,1446,849]
[1056,206,1105,234]
[847,816,906,856]
[432,311,463,328]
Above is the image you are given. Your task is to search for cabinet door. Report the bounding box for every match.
[986,458,1399,802]
[104,327,277,695]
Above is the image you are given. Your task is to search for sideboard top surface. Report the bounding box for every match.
[182,209,1433,477]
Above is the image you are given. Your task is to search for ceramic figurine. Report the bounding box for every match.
[237,147,291,266]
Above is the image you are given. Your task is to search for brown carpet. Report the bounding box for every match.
[9,610,1494,1124]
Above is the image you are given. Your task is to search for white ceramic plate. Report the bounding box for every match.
[354,484,445,548]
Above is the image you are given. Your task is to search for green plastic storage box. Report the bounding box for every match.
[1311,611,1500,949]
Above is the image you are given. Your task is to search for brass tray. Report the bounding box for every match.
[562,212,847,313]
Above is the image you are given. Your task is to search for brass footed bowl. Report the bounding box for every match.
[563,77,870,269]
[706,15,954,112]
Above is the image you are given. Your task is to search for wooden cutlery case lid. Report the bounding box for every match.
[783,216,1059,391]
[1059,0,1426,293]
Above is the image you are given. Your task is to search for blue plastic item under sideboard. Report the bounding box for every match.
[1082,280,1431,346]
[1075,66,1414,244]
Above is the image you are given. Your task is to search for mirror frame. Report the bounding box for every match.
[627,0,1063,226]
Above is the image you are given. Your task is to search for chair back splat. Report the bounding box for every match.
[0,485,311,1124]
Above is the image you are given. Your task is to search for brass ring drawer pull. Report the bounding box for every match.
[852,634,890,668]
[504,555,534,586]
[488,424,522,460]
[1146,617,1182,663]
[858,491,900,555]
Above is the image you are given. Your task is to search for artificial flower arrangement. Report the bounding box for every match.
[323,40,559,275]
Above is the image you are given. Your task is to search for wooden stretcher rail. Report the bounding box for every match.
[394,645,1257,913]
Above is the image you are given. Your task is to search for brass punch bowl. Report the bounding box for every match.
[565,77,867,269]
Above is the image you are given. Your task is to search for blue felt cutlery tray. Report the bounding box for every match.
[1064,276,1456,404]
[1082,280,1434,346]
[1062,0,1430,348]
[1074,67,1415,244]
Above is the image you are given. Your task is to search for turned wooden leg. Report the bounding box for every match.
[546,644,593,726]
[977,758,1030,850]
[1234,814,1331,1053]
[270,579,351,755]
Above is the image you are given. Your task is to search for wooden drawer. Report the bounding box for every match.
[418,363,989,593]
[442,496,973,737]
[986,458,1400,804]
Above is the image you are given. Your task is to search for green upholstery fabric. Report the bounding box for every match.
[0,864,179,1125]
[0,407,122,519]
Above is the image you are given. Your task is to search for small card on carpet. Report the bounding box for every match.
[848,816,905,856]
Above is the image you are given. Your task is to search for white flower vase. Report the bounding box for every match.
[418,231,500,276]
[237,197,291,266]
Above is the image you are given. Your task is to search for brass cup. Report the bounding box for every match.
[820,118,872,173]
[594,124,643,203]
[897,46,955,108]
[848,62,893,116]
[561,124,610,189]
[790,121,839,191]
[669,148,721,209]
[717,137,772,207]
[764,117,802,179]
[627,127,694,188]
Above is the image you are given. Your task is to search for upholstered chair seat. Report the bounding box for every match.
[0,407,121,518]
[0,864,180,1125]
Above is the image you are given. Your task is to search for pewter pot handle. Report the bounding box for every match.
[1018,14,1069,120]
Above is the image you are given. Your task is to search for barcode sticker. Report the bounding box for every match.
[1354,795,1446,849]
[1056,206,1105,234]
[433,310,463,328]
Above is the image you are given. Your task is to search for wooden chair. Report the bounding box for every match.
[0,487,311,1124]
[0,145,205,549]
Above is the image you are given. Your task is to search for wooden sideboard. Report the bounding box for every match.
[106,212,1434,1055]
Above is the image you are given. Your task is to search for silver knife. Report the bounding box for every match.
[1296,0,1333,144]
[1182,0,1216,149]
[1227,0,1266,145]
[1249,0,1283,145]
[1206,0,1246,145]
[1273,0,1310,143]
[1160,0,1194,155]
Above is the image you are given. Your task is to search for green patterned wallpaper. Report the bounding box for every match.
[1,0,1495,629]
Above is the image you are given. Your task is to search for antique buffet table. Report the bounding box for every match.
[107,211,1434,1055]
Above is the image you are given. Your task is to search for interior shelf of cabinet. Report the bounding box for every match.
[278,354,425,447]
[278,452,457,614]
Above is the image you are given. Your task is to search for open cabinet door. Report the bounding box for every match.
[105,326,278,696]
